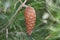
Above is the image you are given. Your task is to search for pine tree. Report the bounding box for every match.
[0,0,60,40]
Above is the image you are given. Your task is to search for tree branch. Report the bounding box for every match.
[0,0,27,33]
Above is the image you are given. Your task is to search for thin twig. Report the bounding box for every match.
[18,0,28,7]
[0,0,27,33]
[6,28,8,40]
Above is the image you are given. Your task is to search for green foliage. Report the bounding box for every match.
[0,0,60,40]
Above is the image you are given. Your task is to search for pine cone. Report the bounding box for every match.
[24,6,36,35]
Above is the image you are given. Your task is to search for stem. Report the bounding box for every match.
[6,28,8,40]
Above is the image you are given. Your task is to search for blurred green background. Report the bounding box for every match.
[0,0,60,40]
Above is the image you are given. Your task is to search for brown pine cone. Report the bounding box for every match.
[24,6,36,35]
